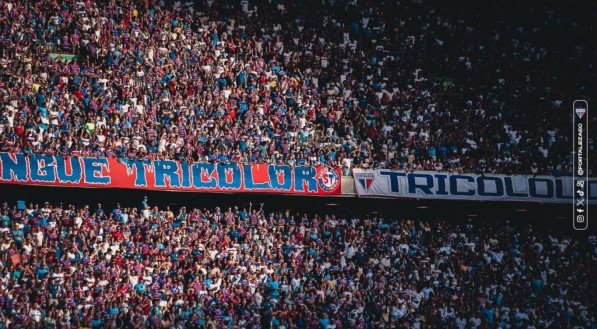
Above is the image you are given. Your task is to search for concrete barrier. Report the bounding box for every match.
[341,176,355,195]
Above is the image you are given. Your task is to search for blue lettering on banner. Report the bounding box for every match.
[528,178,554,198]
[243,165,270,190]
[269,165,292,191]
[477,176,504,197]
[354,169,595,203]
[191,163,217,189]
[82,158,110,185]
[407,173,434,195]
[29,155,56,183]
[435,174,449,195]
[154,160,181,187]
[449,175,475,196]
[294,167,318,193]
[379,171,406,193]
[123,160,152,187]
[0,153,28,182]
[217,164,242,189]
[180,162,192,188]
[56,156,82,183]
[0,153,340,194]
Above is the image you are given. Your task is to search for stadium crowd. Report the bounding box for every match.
[0,1,595,329]
[0,199,594,328]
[0,0,593,176]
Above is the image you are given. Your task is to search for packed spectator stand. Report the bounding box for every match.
[0,0,595,328]
[0,0,594,177]
[0,199,595,328]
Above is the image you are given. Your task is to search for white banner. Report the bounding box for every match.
[352,169,597,204]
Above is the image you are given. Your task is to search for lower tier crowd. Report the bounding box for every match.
[0,199,594,328]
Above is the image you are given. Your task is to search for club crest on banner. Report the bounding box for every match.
[355,172,375,192]
[317,167,340,192]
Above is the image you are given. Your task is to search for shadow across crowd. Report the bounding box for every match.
[0,0,594,176]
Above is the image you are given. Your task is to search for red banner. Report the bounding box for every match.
[0,153,341,195]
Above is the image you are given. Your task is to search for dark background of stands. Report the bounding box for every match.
[2,184,594,233]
